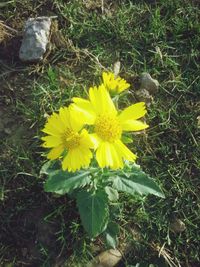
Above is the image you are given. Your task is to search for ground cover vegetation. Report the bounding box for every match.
[0,0,200,266]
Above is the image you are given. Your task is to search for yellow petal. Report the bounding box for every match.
[102,72,112,84]
[47,145,64,160]
[103,142,114,166]
[59,107,71,128]
[78,147,93,166]
[42,112,66,136]
[69,107,86,132]
[121,119,149,131]
[117,79,130,93]
[72,97,96,125]
[62,151,75,171]
[114,140,137,162]
[96,141,124,169]
[119,102,147,122]
[89,133,101,149]
[103,72,115,90]
[96,141,108,168]
[62,151,72,171]
[109,144,123,169]
[89,86,101,114]
[42,124,62,136]
[62,147,92,172]
[103,72,130,93]
[42,127,60,136]
[80,129,95,149]
[48,112,66,131]
[89,85,117,115]
[42,135,62,148]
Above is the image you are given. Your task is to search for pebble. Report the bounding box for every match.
[170,218,186,233]
[19,17,51,62]
[86,249,122,267]
[140,72,159,94]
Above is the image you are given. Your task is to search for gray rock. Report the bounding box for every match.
[86,249,122,267]
[140,72,159,94]
[197,115,200,128]
[113,61,121,77]
[19,17,51,62]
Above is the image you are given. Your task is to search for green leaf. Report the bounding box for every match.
[113,168,164,198]
[44,170,91,194]
[121,134,133,144]
[105,186,119,202]
[105,222,119,249]
[77,190,109,238]
[40,160,60,175]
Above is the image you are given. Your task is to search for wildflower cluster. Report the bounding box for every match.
[41,71,164,240]
[42,72,148,172]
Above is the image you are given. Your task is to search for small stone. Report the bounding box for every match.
[87,249,122,267]
[197,116,200,128]
[135,88,153,107]
[19,17,51,62]
[140,72,159,94]
[113,61,121,77]
[170,218,186,233]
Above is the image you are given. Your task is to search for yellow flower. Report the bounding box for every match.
[72,85,148,169]
[41,107,94,172]
[102,71,130,93]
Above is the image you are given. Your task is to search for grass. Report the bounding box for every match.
[0,0,200,266]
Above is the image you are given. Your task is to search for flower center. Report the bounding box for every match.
[95,114,122,142]
[62,128,81,149]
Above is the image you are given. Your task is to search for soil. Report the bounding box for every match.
[0,33,75,267]
[0,179,78,266]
